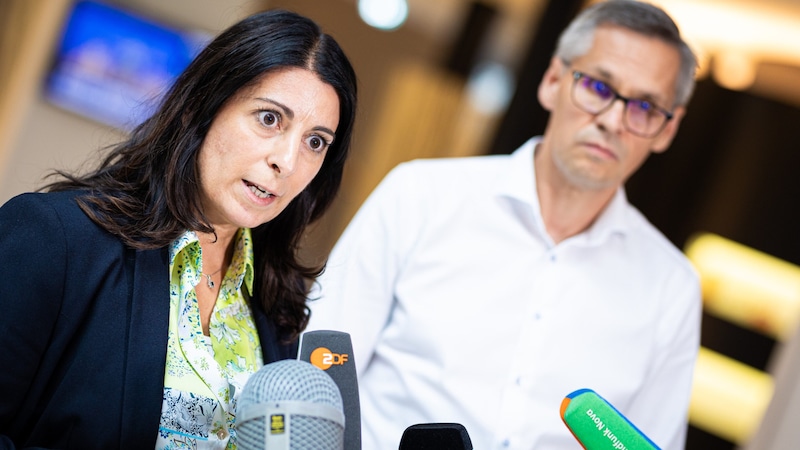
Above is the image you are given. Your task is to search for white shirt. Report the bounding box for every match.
[307,138,701,450]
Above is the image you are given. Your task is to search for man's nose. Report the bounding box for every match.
[594,97,627,134]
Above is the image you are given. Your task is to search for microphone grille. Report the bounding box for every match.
[237,359,344,450]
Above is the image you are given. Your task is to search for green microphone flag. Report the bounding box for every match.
[560,389,660,450]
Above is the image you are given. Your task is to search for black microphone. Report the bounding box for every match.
[236,359,345,450]
[298,330,362,450]
[398,423,474,450]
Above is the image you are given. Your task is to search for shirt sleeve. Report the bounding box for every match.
[306,163,422,376]
[625,267,702,450]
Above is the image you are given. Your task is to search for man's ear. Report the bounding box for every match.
[538,57,566,112]
[651,105,686,153]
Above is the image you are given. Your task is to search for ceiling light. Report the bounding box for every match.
[357,0,408,31]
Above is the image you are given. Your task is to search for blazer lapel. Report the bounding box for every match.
[119,247,170,448]
[252,301,299,363]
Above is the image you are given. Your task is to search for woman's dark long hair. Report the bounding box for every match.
[43,9,358,342]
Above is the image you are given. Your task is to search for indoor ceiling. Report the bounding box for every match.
[390,0,800,107]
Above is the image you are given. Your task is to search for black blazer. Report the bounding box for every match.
[0,191,296,450]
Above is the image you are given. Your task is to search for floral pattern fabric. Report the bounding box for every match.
[156,229,262,450]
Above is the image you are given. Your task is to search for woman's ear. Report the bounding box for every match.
[538,57,566,112]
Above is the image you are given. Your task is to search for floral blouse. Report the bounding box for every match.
[156,229,263,449]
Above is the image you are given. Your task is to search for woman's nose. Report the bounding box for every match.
[266,136,300,177]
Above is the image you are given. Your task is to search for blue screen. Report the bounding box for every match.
[44,0,210,129]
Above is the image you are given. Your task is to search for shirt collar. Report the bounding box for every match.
[234,228,256,296]
[584,187,631,244]
[495,137,540,208]
[495,136,632,245]
[169,228,255,296]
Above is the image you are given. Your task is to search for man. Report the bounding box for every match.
[307,1,701,448]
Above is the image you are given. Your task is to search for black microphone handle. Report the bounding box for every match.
[399,423,474,450]
[298,330,362,450]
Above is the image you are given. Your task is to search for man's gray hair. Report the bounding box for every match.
[554,0,697,107]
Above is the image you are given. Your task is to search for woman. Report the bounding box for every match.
[0,9,356,450]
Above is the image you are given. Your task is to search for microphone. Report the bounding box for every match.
[398,423,474,450]
[560,389,660,450]
[298,330,361,450]
[236,359,345,450]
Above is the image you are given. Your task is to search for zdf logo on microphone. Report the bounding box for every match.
[309,346,349,370]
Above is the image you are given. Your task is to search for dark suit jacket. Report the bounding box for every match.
[0,191,296,449]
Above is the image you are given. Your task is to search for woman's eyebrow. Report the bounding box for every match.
[257,97,336,137]
[257,97,294,119]
[313,126,336,138]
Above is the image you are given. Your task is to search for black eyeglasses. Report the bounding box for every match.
[570,70,673,138]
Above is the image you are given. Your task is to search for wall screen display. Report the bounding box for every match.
[44,0,210,129]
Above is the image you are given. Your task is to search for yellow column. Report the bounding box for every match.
[0,0,72,174]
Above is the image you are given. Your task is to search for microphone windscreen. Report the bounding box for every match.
[298,330,361,450]
[560,389,660,450]
[398,423,474,450]
[237,359,344,450]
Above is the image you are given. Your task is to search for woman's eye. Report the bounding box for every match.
[307,135,329,152]
[258,110,279,127]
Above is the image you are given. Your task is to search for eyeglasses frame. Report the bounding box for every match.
[569,69,674,138]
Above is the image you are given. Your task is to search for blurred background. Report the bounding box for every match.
[2,0,800,448]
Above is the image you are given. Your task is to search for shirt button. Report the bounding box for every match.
[502,438,511,447]
[216,428,229,439]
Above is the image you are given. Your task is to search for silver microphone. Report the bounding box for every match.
[236,359,345,450]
